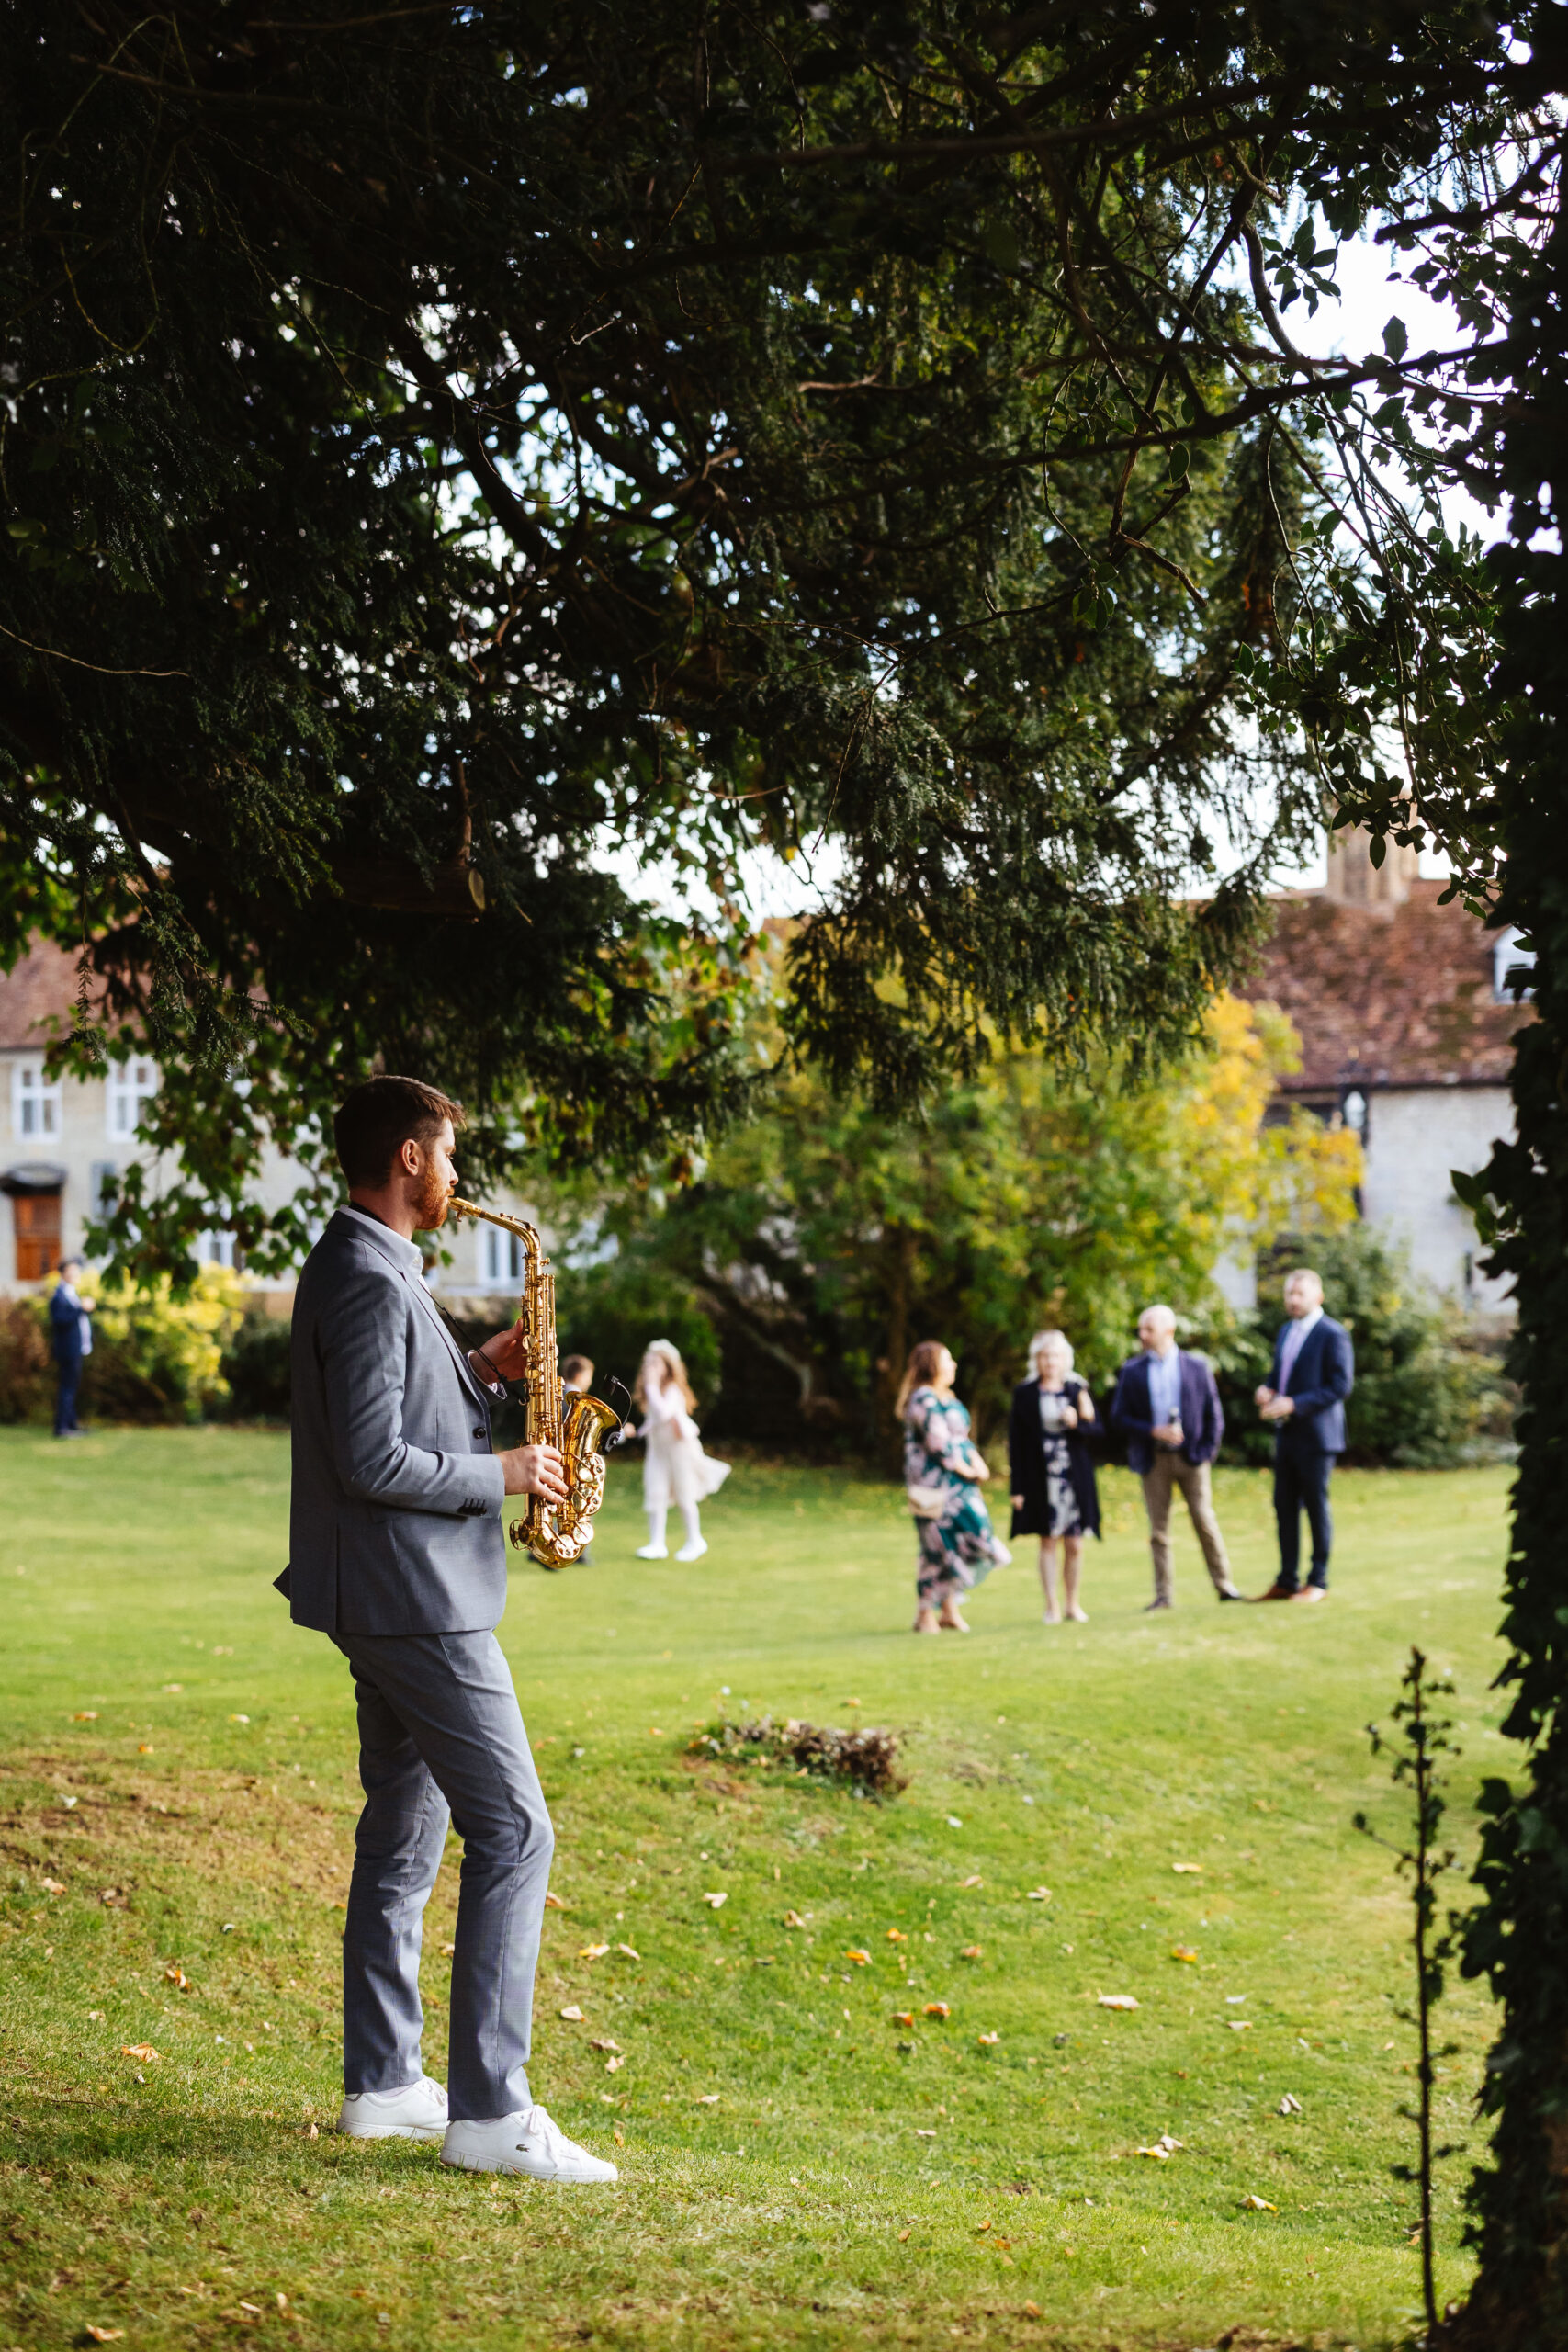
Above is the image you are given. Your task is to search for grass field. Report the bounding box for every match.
[0,1429,1517,2351]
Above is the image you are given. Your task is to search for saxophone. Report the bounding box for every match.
[448,1196,624,1570]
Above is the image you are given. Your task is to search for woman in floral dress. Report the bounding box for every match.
[897,1339,1012,1634]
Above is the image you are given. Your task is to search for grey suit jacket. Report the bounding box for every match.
[277,1207,508,1635]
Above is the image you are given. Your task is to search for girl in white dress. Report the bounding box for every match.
[634,1339,731,1561]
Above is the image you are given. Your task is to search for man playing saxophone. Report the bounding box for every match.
[276,1074,617,2182]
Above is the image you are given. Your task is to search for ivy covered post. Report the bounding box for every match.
[1447,213,1568,2348]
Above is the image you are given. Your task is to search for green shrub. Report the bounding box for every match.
[218,1312,293,1420]
[0,1300,53,1422]
[552,1255,723,1414]
[0,1269,247,1426]
[1199,1225,1512,1469]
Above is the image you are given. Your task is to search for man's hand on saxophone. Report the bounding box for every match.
[500,1442,569,1503]
[469,1308,530,1385]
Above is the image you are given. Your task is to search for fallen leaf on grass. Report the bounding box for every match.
[604,2055,624,2073]
[558,2005,585,2022]
[1024,1886,1051,1902]
[975,2218,991,2233]
[892,2011,915,2028]
[1240,2193,1277,2211]
[960,1945,983,1961]
[845,1948,871,1966]
[41,1877,64,1895]
[976,2032,999,2046]
[945,1815,963,1828]
[923,2002,951,2020]
[137,1744,153,1755]
[1226,2019,1253,2032]
[1278,2092,1303,2115]
[898,2226,912,2241]
[544,1893,569,1910]
[959,1873,983,1888]
[230,1713,250,1725]
[617,1942,640,1961]
[164,1966,191,1990]
[439,1942,456,1958]
[121,2044,160,2061]
[578,1943,610,1961]
[782,1909,808,1928]
[1171,1861,1202,1874]
[1098,1995,1139,2011]
[614,2128,625,2146]
[702,1892,728,1909]
[303,2123,319,2140]
[85,2328,125,2343]
[694,2093,720,2105]
[73,1711,98,1722]
[913,2129,937,2139]
[239,2301,264,2315]
[1135,2134,1185,2160]
[1022,2302,1043,2319]
[1170,1946,1199,1963]
[590,2038,621,2053]
[886,1928,908,1942]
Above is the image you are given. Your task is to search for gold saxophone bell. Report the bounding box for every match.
[448,1195,623,1570]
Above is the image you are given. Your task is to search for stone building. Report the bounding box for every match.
[1231,827,1532,1312]
[0,939,532,1306]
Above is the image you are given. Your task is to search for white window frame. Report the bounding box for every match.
[197,1229,238,1270]
[481,1224,525,1284]
[12,1059,62,1139]
[107,1055,159,1140]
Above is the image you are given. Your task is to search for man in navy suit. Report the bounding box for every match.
[1255,1267,1355,1603]
[1111,1305,1242,1610]
[48,1257,94,1440]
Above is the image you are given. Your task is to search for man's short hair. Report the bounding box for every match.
[1285,1267,1325,1295]
[59,1257,83,1276]
[560,1354,594,1385]
[1138,1303,1177,1330]
[334,1076,465,1189]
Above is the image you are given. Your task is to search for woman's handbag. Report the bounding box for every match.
[906,1482,948,1520]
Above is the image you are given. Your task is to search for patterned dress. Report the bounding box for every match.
[904,1385,1013,1605]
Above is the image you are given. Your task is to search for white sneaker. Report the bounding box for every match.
[441,2104,618,2183]
[675,1537,708,1562]
[636,1542,668,1560]
[337,2075,448,2141]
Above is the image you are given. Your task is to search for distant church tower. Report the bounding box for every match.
[1324,818,1419,909]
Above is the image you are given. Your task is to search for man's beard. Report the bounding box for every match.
[414,1162,453,1231]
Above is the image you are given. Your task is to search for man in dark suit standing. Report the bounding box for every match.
[1111,1304,1243,1610]
[48,1256,94,1439]
[1255,1267,1355,1603]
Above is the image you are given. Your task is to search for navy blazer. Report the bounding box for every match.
[1269,1314,1354,1454]
[48,1283,85,1368]
[1110,1350,1224,1476]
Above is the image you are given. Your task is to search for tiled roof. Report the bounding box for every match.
[0,940,86,1051]
[1239,881,1529,1091]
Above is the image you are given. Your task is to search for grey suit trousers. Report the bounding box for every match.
[333,1630,553,2122]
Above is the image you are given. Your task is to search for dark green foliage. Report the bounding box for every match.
[1202,1226,1510,1470]
[1356,1650,1463,2339]
[216,1315,293,1423]
[555,1259,723,1419]
[1435,205,1568,2351]
[1,0,1529,1279]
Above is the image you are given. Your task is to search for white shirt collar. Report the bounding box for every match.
[340,1202,424,1276]
[1287,1305,1324,1340]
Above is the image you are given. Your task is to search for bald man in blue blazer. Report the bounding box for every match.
[1254,1267,1355,1603]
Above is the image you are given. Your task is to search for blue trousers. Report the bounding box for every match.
[333,1630,554,2121]
[1273,1442,1337,1590]
[53,1363,81,1436]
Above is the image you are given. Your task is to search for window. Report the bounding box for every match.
[12,1061,62,1138]
[481,1224,525,1284]
[107,1056,158,1140]
[1494,926,1537,1001]
[197,1229,238,1270]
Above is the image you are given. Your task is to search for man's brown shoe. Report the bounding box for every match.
[1254,1583,1297,1600]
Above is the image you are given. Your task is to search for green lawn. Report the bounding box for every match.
[0,1429,1516,2350]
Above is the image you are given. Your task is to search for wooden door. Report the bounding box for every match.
[13,1193,62,1282]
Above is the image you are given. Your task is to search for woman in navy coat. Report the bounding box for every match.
[1008,1329,1101,1623]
